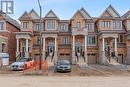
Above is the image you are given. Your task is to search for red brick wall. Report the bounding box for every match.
[0,21,20,63]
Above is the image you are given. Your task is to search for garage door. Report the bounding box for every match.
[118,54,123,64]
[88,54,97,64]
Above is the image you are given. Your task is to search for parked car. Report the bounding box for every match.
[10,57,34,71]
[55,60,71,72]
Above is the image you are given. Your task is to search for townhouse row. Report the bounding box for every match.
[1,5,130,65]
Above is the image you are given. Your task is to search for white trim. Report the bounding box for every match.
[0,35,8,39]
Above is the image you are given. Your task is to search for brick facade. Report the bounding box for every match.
[15,5,130,65]
[0,12,20,63]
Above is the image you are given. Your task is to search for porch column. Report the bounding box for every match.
[85,35,87,63]
[16,39,19,52]
[102,38,105,51]
[55,37,57,51]
[16,39,20,57]
[73,35,75,51]
[54,37,58,63]
[72,35,76,64]
[43,37,46,60]
[102,38,106,64]
[25,39,29,57]
[114,37,117,52]
[114,37,118,56]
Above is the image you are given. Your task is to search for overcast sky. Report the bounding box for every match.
[5,0,130,20]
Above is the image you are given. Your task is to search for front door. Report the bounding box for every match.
[48,42,54,57]
[75,41,82,57]
[104,39,111,61]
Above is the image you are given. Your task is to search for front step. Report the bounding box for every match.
[109,57,120,65]
[77,56,86,67]
[46,56,54,66]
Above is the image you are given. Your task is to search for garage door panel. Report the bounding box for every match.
[88,54,97,64]
[118,54,123,64]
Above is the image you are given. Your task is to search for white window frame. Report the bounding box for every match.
[23,22,29,29]
[86,23,94,31]
[1,43,6,52]
[113,21,122,30]
[46,20,55,30]
[101,21,110,29]
[0,21,6,31]
[60,24,68,32]
[87,35,96,46]
[63,36,69,45]
[118,34,124,43]
[76,22,81,30]
[127,21,130,29]
[35,23,40,31]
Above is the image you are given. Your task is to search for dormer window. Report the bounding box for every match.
[0,22,4,30]
[23,22,29,29]
[47,20,55,30]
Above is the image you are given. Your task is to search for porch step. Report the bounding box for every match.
[109,57,120,65]
[77,56,86,67]
[46,56,54,66]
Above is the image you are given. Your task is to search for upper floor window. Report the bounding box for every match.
[113,21,122,29]
[2,43,6,52]
[76,22,81,29]
[117,34,124,43]
[60,24,68,32]
[86,23,93,31]
[63,36,69,45]
[127,21,130,28]
[101,21,110,28]
[0,22,4,30]
[47,21,55,30]
[23,22,29,29]
[35,23,40,31]
[87,36,96,45]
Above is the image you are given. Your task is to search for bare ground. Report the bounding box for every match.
[0,65,130,87]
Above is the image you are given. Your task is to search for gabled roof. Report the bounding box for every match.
[122,10,130,19]
[100,5,121,18]
[45,10,59,19]
[0,11,20,29]
[71,8,93,20]
[19,11,32,20]
[29,9,40,19]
